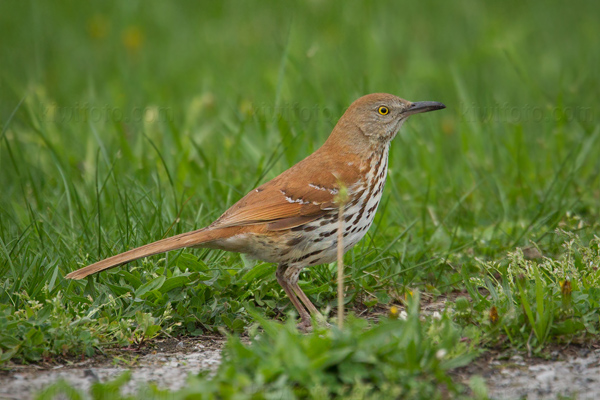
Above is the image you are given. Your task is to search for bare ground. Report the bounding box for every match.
[2,336,599,399]
[453,344,600,399]
[0,336,225,399]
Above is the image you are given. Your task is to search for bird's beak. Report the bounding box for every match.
[403,101,446,116]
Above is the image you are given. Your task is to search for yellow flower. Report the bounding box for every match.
[87,14,109,40]
[560,280,571,296]
[489,306,499,324]
[122,26,144,52]
[560,280,572,308]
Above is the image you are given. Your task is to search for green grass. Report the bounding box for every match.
[1,0,599,397]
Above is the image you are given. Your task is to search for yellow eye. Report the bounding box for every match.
[378,106,389,115]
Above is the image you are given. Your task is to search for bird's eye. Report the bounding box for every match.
[378,106,389,115]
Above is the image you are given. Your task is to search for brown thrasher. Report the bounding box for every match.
[66,93,445,328]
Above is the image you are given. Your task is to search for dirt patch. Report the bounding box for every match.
[0,336,226,399]
[355,290,466,319]
[454,343,600,399]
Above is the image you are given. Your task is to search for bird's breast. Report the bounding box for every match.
[278,146,391,268]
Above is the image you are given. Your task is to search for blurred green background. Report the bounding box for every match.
[0,0,599,360]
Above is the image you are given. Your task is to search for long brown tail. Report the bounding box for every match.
[65,228,221,280]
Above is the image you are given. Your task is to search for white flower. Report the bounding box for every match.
[436,349,447,359]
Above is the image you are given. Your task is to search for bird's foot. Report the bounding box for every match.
[296,319,313,333]
[295,315,331,333]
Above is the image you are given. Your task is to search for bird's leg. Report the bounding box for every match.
[275,264,311,327]
[290,280,320,315]
[285,267,327,327]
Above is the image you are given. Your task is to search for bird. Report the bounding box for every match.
[65,93,446,329]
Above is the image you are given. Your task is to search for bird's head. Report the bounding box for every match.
[330,93,446,148]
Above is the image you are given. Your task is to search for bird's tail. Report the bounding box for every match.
[65,228,220,280]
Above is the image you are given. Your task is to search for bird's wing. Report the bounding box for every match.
[211,152,362,231]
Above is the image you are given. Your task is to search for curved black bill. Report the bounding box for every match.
[403,101,446,116]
